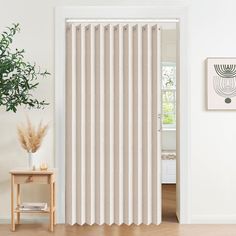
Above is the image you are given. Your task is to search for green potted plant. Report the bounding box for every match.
[0,23,50,169]
[0,23,49,112]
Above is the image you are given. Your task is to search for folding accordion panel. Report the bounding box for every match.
[66,22,162,225]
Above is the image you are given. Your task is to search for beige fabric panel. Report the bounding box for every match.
[142,24,149,224]
[66,22,161,225]
[113,24,122,225]
[132,24,140,225]
[151,25,160,224]
[94,24,101,224]
[75,25,85,225]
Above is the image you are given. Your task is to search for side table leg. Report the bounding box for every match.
[50,179,54,232]
[17,184,20,224]
[53,182,56,225]
[11,175,15,231]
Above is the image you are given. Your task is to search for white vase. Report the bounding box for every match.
[28,152,37,170]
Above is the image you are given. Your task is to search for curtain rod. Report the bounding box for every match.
[66,19,179,23]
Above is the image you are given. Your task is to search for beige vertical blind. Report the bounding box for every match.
[66,22,161,225]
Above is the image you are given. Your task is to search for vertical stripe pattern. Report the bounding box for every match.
[66,23,161,225]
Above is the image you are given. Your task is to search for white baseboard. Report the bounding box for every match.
[191,214,236,224]
[57,217,65,224]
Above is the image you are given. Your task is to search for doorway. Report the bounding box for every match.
[55,6,189,224]
[64,20,178,225]
[160,23,178,223]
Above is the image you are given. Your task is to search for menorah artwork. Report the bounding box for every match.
[213,64,236,104]
[207,58,236,110]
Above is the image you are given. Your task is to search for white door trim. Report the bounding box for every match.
[55,5,191,224]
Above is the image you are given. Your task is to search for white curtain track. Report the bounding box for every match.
[66,22,162,225]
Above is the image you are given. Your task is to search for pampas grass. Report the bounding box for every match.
[17,118,48,153]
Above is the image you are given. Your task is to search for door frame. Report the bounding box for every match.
[55,5,191,224]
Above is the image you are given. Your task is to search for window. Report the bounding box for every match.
[161,62,176,130]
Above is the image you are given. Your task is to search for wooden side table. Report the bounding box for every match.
[10,169,56,232]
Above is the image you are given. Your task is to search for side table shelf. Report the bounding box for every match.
[10,169,56,232]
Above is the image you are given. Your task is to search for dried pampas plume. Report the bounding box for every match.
[17,117,49,153]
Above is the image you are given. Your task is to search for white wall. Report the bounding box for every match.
[189,0,236,223]
[0,0,56,220]
[1,0,236,224]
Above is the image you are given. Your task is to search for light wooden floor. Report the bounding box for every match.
[2,185,236,236]
[162,184,178,223]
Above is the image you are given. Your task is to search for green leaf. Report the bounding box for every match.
[0,23,50,112]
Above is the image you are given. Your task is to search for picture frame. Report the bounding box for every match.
[207,57,236,110]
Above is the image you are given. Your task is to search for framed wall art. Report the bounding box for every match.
[207,57,236,110]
